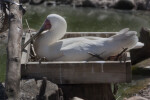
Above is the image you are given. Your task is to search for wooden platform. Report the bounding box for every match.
[21,32,132,84]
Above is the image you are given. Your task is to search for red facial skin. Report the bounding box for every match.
[44,19,51,30]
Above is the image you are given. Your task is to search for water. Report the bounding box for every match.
[1,4,150,99]
[23,5,150,32]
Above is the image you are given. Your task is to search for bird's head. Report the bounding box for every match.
[22,14,67,50]
[39,14,67,33]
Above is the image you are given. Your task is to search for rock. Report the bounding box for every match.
[147,83,150,88]
[133,58,150,68]
[114,0,135,10]
[71,97,84,100]
[136,0,147,10]
[57,0,149,10]
[0,79,60,100]
[82,0,96,7]
[72,0,116,8]
[20,0,30,3]
[132,58,150,76]
[19,79,59,100]
[0,83,7,100]
[133,82,150,100]
[29,0,45,5]
[20,79,39,99]
[124,96,148,100]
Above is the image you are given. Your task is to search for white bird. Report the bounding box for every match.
[24,14,143,61]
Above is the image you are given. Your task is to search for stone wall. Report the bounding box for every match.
[55,0,149,10]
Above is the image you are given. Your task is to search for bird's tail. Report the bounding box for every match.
[111,28,138,50]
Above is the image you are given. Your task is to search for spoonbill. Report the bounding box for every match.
[23,14,143,61]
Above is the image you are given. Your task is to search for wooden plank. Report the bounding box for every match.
[21,33,30,64]
[21,62,129,84]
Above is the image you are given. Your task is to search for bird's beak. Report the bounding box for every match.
[37,19,51,34]
[38,24,45,34]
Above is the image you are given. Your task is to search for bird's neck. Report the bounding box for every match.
[40,29,66,45]
[34,29,66,58]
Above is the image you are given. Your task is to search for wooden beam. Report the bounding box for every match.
[21,61,131,84]
[5,0,23,99]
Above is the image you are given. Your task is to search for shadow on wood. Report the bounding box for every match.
[59,84,115,100]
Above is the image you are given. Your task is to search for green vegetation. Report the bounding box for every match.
[116,77,150,100]
[0,44,6,82]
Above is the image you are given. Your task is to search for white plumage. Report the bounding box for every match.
[33,14,143,61]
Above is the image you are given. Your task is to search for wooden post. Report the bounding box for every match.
[5,0,23,99]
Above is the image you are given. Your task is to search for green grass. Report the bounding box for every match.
[116,76,150,100]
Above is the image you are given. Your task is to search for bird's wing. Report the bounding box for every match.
[50,30,138,61]
[55,40,94,61]
[83,36,105,40]
[47,37,106,61]
[60,36,106,47]
[117,28,129,34]
[55,38,106,61]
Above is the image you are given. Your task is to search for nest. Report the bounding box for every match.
[0,1,9,33]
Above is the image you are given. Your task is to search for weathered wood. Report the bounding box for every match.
[5,0,23,99]
[130,27,150,64]
[21,61,131,84]
[21,33,31,64]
